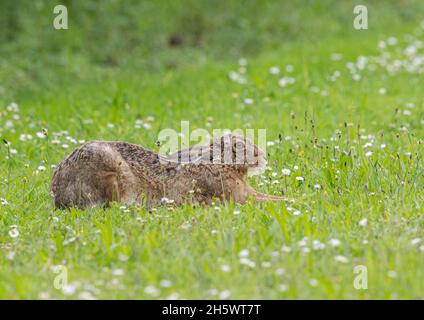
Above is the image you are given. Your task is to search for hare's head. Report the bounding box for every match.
[164,133,267,176]
[209,133,267,176]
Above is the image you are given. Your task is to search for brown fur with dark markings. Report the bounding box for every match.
[51,134,287,209]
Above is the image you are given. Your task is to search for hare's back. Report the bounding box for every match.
[59,141,125,171]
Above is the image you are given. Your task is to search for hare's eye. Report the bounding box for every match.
[234,141,244,149]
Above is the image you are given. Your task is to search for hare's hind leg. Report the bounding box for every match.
[245,186,289,203]
[229,181,288,204]
[64,172,119,209]
[250,191,288,202]
[52,142,129,209]
[53,176,103,209]
[100,172,122,204]
[52,166,122,209]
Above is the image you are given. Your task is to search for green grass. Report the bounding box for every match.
[0,1,423,299]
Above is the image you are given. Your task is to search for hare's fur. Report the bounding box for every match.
[51,134,287,209]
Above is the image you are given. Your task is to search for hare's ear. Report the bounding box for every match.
[161,147,191,164]
[166,144,212,164]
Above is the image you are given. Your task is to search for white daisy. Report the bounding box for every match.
[112,269,124,276]
[281,168,291,176]
[328,239,341,247]
[238,249,249,258]
[160,280,173,288]
[278,284,288,292]
[9,227,19,238]
[62,284,77,296]
[411,238,421,245]
[243,98,254,105]
[221,265,231,273]
[358,218,368,227]
[269,66,280,75]
[334,255,349,263]
[144,285,159,297]
[219,290,231,299]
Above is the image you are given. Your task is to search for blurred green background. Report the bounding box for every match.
[1,0,424,99]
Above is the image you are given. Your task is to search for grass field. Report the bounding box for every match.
[0,1,423,299]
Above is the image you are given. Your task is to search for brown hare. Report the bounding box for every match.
[51,133,287,209]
